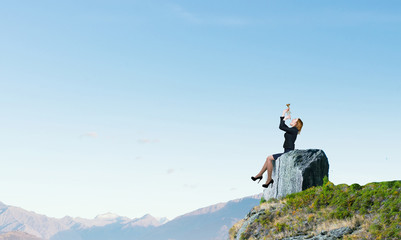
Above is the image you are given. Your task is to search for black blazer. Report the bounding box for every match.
[279,116,298,150]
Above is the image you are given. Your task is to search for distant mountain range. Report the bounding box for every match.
[0,194,261,240]
[0,232,43,240]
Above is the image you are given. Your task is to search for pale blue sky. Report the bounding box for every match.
[1,0,400,220]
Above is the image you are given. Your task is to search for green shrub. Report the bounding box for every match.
[350,183,362,191]
[275,222,289,232]
[323,175,329,185]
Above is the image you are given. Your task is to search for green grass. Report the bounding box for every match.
[282,180,401,239]
[239,179,401,240]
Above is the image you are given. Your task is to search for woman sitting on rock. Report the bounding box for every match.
[251,107,303,188]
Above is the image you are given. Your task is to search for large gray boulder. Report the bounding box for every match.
[263,149,329,201]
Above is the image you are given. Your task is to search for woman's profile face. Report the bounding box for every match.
[290,118,298,127]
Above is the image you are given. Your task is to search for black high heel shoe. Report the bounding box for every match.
[262,179,274,188]
[251,176,263,183]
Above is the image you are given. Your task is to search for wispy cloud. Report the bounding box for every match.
[171,4,249,26]
[167,169,175,174]
[213,16,250,26]
[172,5,202,24]
[264,10,401,28]
[80,132,98,138]
[137,139,159,144]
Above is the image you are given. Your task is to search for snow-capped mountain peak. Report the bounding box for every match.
[127,214,162,227]
[156,217,169,225]
[95,212,120,219]
[0,201,7,209]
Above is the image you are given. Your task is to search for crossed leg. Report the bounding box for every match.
[254,155,275,184]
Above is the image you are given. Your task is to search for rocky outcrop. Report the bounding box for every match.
[230,177,401,239]
[230,201,357,240]
[264,149,329,201]
[281,227,354,240]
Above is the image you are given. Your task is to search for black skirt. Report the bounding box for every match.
[272,148,293,160]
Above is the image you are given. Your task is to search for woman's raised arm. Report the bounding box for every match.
[281,108,289,117]
[279,115,297,134]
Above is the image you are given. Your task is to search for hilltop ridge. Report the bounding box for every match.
[230,180,401,240]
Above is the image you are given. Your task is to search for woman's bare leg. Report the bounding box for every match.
[265,155,274,183]
[255,155,274,181]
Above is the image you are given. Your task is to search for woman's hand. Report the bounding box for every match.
[284,114,291,121]
[282,108,290,117]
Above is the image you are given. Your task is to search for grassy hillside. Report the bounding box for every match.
[230,179,401,239]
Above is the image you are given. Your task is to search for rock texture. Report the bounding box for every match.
[264,149,329,201]
[281,227,354,240]
[231,202,356,240]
